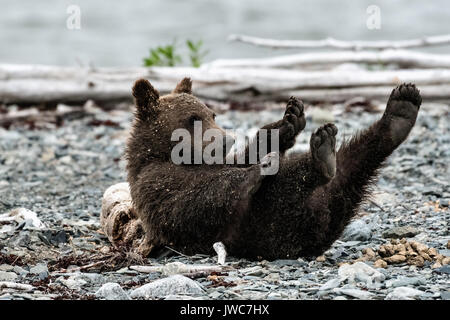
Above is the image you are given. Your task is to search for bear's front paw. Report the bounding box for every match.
[383,83,421,147]
[279,97,306,150]
[310,123,337,180]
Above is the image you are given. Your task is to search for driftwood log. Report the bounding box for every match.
[2,62,450,104]
[228,34,450,50]
[204,50,450,69]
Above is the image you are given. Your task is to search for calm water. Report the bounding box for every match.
[0,0,449,66]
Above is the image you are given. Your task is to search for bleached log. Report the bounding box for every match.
[0,64,149,80]
[0,281,34,291]
[150,67,450,89]
[204,50,450,69]
[130,262,225,276]
[2,64,450,104]
[285,84,450,103]
[228,34,450,50]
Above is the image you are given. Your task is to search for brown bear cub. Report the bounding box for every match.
[123,77,421,260]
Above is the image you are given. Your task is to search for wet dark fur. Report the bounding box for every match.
[126,78,421,260]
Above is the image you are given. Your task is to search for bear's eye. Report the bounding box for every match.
[188,115,202,125]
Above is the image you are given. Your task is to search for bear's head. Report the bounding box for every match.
[126,78,234,180]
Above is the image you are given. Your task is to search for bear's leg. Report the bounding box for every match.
[221,152,278,247]
[311,83,421,245]
[239,97,306,164]
[265,96,307,154]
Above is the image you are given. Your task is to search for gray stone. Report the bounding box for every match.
[386,287,425,300]
[164,294,205,300]
[95,283,130,300]
[0,264,14,272]
[209,291,223,299]
[341,219,373,241]
[340,240,361,247]
[29,263,48,275]
[240,266,264,276]
[433,265,450,274]
[335,288,374,300]
[386,277,426,288]
[267,292,283,300]
[338,262,385,286]
[77,273,105,285]
[57,275,88,289]
[382,226,420,239]
[319,278,342,291]
[270,259,307,267]
[440,291,450,300]
[0,271,17,281]
[13,266,28,276]
[130,275,204,299]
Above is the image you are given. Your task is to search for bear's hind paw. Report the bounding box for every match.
[310,123,337,180]
[383,83,421,147]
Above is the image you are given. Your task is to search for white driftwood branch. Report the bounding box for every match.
[228,34,450,50]
[130,262,225,276]
[0,281,34,291]
[204,50,450,69]
[213,242,227,265]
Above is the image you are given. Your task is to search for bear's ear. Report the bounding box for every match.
[132,78,159,120]
[172,77,192,94]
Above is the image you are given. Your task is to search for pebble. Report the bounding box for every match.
[338,262,385,286]
[270,259,307,268]
[433,265,450,274]
[341,217,376,241]
[95,283,130,300]
[440,291,450,300]
[0,271,17,281]
[318,278,342,292]
[336,288,375,300]
[29,263,48,275]
[13,266,28,276]
[130,275,205,299]
[385,276,426,288]
[382,226,420,239]
[0,264,14,272]
[57,275,88,290]
[386,287,425,300]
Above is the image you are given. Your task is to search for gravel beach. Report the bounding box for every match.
[0,100,448,300]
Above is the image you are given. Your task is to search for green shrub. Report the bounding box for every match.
[143,39,208,67]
